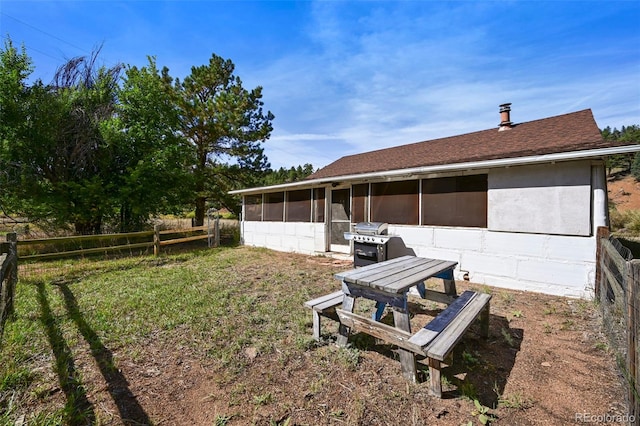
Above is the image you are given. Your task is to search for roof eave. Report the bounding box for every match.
[229,145,640,195]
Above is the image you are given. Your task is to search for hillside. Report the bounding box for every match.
[608,174,640,212]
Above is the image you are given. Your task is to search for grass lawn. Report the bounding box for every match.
[1,247,342,425]
[0,246,626,425]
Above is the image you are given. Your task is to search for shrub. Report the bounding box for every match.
[624,210,640,233]
[609,208,640,236]
[609,207,626,232]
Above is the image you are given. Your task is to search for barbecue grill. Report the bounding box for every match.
[344,222,391,267]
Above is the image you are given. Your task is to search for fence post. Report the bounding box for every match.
[6,233,17,258]
[214,216,220,248]
[629,260,640,424]
[153,225,160,256]
[5,232,17,319]
[595,226,610,300]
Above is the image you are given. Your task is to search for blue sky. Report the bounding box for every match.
[1,1,639,170]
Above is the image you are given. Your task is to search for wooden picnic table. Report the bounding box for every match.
[334,255,458,382]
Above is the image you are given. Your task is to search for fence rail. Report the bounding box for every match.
[16,220,225,262]
[0,233,18,342]
[597,228,639,423]
[18,230,156,261]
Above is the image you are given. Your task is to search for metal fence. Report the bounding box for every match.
[597,228,639,424]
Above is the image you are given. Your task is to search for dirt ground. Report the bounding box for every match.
[16,174,639,425]
[29,252,629,426]
[608,174,640,211]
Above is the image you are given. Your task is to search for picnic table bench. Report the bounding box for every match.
[304,255,491,397]
[303,290,344,341]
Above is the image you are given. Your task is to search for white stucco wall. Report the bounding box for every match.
[488,161,592,236]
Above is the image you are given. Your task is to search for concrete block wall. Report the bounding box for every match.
[242,221,596,297]
[389,225,596,298]
[242,221,325,255]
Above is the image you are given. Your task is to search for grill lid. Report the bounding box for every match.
[353,222,388,236]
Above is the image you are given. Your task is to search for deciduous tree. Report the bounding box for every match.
[0,40,123,233]
[1,42,276,232]
[0,38,33,219]
[105,57,193,231]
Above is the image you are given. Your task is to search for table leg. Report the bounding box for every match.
[438,269,457,298]
[336,295,355,347]
[393,308,417,382]
[479,300,490,338]
[372,301,386,321]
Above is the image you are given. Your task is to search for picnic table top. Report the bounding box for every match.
[335,255,458,295]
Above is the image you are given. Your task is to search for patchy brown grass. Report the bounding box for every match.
[1,247,627,425]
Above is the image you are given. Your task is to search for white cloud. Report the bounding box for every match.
[8,0,636,173]
[253,1,639,171]
[264,131,346,169]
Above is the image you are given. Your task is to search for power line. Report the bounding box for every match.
[1,12,90,55]
[1,34,62,61]
[1,13,123,80]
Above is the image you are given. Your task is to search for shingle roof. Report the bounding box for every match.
[308,109,622,180]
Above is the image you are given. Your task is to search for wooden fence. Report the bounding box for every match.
[16,219,224,262]
[0,233,18,342]
[597,228,639,423]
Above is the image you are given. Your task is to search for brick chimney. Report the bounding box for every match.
[499,103,512,131]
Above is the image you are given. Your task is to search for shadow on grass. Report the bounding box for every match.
[36,280,151,425]
[36,281,96,425]
[56,281,152,425]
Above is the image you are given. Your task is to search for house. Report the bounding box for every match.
[230,105,640,297]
